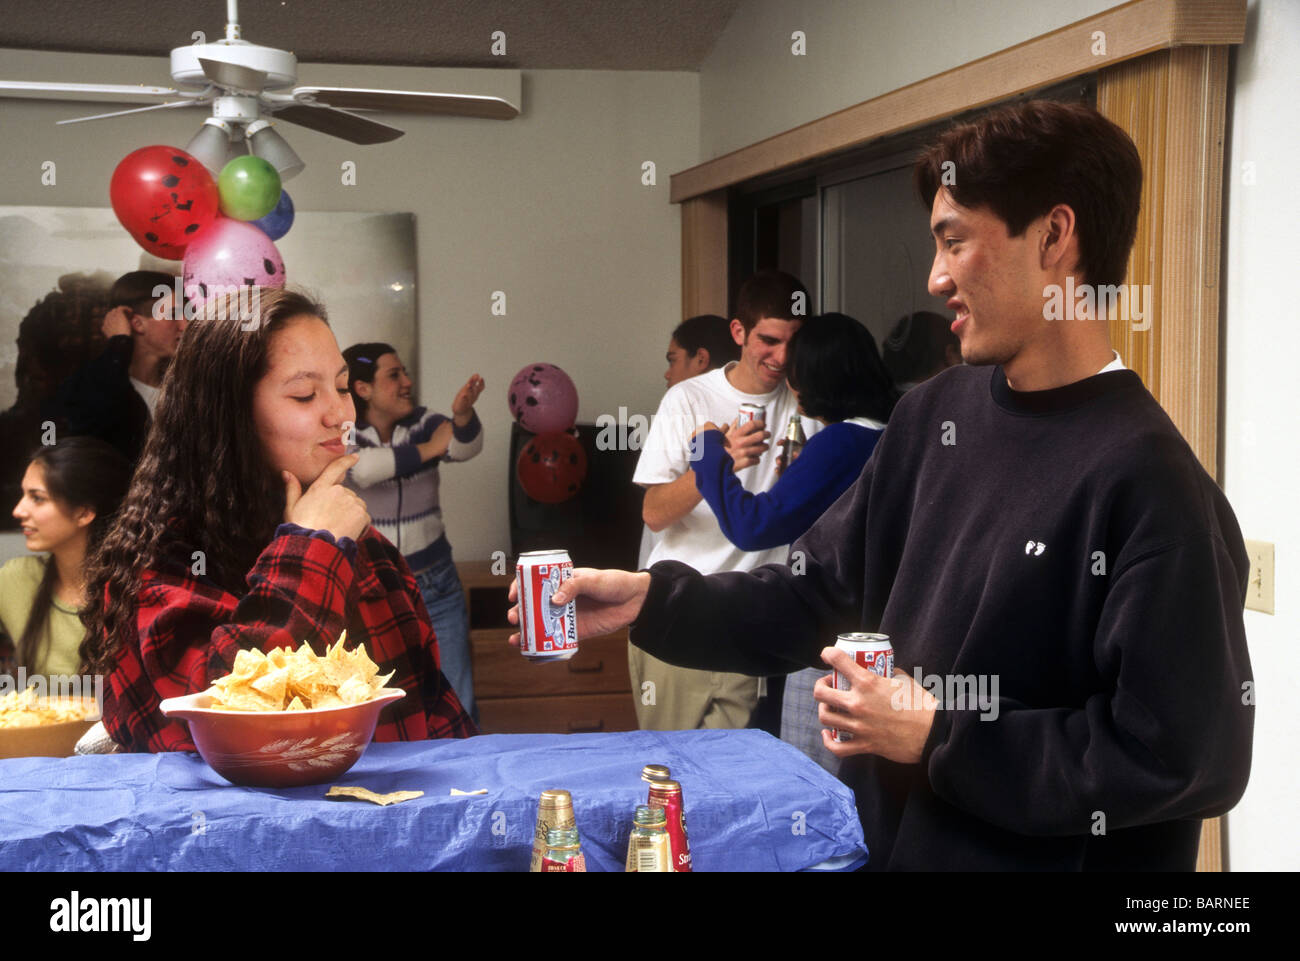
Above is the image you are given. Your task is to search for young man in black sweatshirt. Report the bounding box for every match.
[509,100,1254,870]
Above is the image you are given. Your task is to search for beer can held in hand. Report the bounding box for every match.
[737,402,766,427]
[517,550,579,661]
[831,633,894,743]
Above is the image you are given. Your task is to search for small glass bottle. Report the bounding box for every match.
[777,415,807,473]
[540,827,586,872]
[624,804,672,872]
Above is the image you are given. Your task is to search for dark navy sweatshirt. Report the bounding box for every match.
[631,364,1254,870]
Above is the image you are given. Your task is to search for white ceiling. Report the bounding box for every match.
[0,0,744,71]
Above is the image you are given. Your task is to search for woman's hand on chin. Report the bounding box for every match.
[281,454,370,542]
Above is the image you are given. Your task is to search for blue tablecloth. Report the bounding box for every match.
[0,729,866,871]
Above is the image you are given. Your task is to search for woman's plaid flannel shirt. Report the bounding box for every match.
[102,523,477,752]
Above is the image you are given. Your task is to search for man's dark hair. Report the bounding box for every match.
[787,313,899,423]
[913,100,1142,289]
[109,271,177,313]
[343,342,397,421]
[882,311,959,386]
[672,314,738,369]
[735,270,809,335]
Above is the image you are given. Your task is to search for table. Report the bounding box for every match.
[0,729,867,871]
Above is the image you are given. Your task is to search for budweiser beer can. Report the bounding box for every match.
[831,632,894,743]
[517,549,579,661]
[737,402,766,426]
[530,789,576,872]
[647,779,693,873]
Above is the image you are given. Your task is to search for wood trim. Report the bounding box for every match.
[670,0,1244,203]
[1098,45,1230,873]
[680,190,729,318]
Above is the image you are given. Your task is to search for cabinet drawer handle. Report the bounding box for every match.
[567,659,604,674]
[568,720,605,733]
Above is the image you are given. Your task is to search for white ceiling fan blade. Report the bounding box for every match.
[293,86,519,120]
[270,102,405,144]
[0,80,183,104]
[198,57,268,95]
[55,99,203,125]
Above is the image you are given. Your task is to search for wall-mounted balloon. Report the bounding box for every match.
[182,216,286,298]
[516,431,588,505]
[217,156,282,221]
[109,146,219,260]
[250,189,295,241]
[508,363,579,434]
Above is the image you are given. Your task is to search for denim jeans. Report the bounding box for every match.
[414,557,476,724]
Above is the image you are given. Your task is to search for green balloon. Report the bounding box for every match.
[218,156,282,221]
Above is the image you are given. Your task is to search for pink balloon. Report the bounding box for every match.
[508,363,579,434]
[182,216,286,298]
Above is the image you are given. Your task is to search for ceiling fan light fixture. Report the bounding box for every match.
[246,119,305,181]
[186,117,238,175]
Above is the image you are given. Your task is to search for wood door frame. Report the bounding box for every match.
[676,0,1244,871]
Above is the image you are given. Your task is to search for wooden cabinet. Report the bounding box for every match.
[458,560,638,734]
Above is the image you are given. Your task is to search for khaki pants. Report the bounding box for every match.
[628,644,759,731]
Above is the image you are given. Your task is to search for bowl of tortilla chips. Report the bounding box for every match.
[160,633,404,787]
[0,689,101,759]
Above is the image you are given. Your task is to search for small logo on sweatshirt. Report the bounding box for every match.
[1024,540,1046,556]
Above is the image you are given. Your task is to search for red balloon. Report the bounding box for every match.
[109,146,220,260]
[516,432,588,505]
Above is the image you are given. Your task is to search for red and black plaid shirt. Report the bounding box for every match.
[103,523,477,752]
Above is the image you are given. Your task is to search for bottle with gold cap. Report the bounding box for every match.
[640,763,671,784]
[647,778,693,872]
[530,789,576,872]
[540,827,587,872]
[625,804,672,872]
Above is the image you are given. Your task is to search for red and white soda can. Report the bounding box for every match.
[517,550,579,661]
[737,402,766,426]
[831,632,894,743]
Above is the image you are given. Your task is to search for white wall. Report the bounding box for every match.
[0,51,698,565]
[1220,0,1300,872]
[699,0,1116,159]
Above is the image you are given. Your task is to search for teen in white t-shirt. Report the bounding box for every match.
[629,275,821,731]
[634,363,818,574]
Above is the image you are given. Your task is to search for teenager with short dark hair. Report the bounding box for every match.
[664,314,738,388]
[630,270,820,732]
[516,100,1253,870]
[52,270,186,464]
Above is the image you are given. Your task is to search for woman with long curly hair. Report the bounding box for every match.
[81,287,476,751]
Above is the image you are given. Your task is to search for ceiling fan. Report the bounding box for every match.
[0,0,520,179]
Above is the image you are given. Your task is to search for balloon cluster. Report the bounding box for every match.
[108,145,296,299]
[508,363,587,504]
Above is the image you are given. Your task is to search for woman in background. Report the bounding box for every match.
[688,312,898,774]
[342,344,484,723]
[81,288,475,751]
[0,437,130,679]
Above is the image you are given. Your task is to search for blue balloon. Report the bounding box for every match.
[250,189,294,241]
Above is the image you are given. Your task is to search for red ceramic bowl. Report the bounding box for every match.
[159,689,405,787]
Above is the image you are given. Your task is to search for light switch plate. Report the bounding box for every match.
[1244,539,1274,615]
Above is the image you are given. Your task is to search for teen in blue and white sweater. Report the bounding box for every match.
[343,344,485,721]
